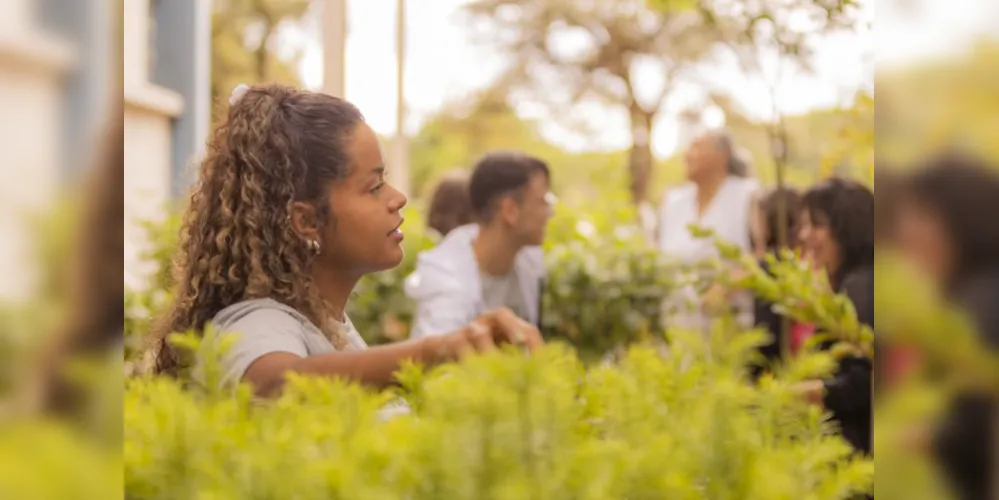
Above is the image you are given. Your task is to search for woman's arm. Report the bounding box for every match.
[245,338,431,396]
[244,309,540,397]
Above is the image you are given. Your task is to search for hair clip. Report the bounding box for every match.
[229,84,250,105]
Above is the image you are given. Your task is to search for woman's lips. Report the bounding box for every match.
[388,219,404,240]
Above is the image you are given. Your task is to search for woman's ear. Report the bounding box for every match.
[289,201,320,242]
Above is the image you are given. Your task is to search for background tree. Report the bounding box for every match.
[462,0,715,207]
[677,0,865,247]
[211,0,312,111]
[409,86,552,199]
[877,42,999,166]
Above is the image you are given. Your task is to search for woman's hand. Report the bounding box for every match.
[792,379,826,406]
[701,283,731,315]
[421,308,544,365]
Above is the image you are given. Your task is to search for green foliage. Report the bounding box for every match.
[408,91,632,202]
[211,0,311,112]
[0,421,123,500]
[878,42,999,166]
[124,212,182,362]
[871,252,999,500]
[692,226,874,359]
[409,94,558,198]
[541,243,679,362]
[874,252,999,392]
[0,351,124,500]
[123,329,872,499]
[0,197,82,397]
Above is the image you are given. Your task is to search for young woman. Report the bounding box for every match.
[794,178,875,456]
[153,84,542,397]
[749,187,808,379]
[658,130,759,331]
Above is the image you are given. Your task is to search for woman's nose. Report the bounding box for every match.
[389,186,408,212]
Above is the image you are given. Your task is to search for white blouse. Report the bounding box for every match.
[658,177,758,261]
[657,177,759,332]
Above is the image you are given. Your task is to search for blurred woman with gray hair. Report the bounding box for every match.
[657,129,760,332]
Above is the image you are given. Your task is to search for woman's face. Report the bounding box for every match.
[894,200,954,291]
[321,122,408,274]
[683,134,725,183]
[798,208,841,277]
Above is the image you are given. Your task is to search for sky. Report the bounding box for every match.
[283,0,997,158]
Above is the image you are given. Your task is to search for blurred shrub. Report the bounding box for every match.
[541,243,680,361]
[0,348,124,500]
[124,213,181,363]
[123,329,872,499]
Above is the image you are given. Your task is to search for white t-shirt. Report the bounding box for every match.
[480,269,528,321]
[197,298,367,390]
[657,177,759,331]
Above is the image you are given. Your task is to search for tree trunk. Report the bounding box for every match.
[627,105,655,206]
[254,25,274,82]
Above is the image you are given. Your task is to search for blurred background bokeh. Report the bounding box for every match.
[0,0,998,498]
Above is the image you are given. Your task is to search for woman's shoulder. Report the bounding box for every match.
[211,298,314,332]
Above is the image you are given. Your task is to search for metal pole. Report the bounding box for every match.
[322,0,347,97]
[392,0,410,196]
[772,123,791,362]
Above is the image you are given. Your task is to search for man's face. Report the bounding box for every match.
[509,172,553,246]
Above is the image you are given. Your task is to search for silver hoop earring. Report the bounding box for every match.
[308,240,321,255]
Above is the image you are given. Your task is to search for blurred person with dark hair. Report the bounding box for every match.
[749,187,808,379]
[657,129,760,331]
[894,153,999,500]
[405,151,553,339]
[794,178,875,456]
[874,167,900,244]
[150,84,542,396]
[425,170,474,239]
[32,103,124,417]
[872,167,917,391]
[751,186,802,257]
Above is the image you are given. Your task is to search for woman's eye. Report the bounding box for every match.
[370,183,384,193]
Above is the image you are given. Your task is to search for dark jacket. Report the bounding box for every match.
[932,271,999,500]
[751,262,874,455]
[751,258,786,380]
[822,266,874,456]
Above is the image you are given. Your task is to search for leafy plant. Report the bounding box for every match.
[124,212,181,363]
[122,326,873,499]
[691,226,874,359]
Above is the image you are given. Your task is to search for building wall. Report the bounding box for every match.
[0,0,210,302]
[125,0,211,290]
[124,85,183,291]
[0,0,74,303]
[123,0,186,291]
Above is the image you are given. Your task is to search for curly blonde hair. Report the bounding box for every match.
[154,84,364,375]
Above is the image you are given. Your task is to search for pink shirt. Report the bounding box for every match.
[790,323,816,354]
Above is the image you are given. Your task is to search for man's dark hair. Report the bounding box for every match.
[469,151,550,221]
